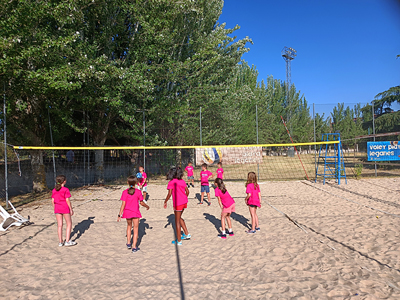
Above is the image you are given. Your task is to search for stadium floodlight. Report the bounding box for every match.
[281,46,297,124]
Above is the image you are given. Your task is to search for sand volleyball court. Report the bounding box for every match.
[1,178,400,299]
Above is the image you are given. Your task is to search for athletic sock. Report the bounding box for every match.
[221,230,226,235]
[228,228,232,232]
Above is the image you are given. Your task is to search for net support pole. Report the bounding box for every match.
[4,83,8,209]
[200,106,202,146]
[372,102,377,177]
[143,109,146,170]
[47,107,56,184]
[83,111,86,186]
[313,103,316,178]
[256,104,260,179]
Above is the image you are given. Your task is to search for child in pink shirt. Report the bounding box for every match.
[137,166,148,201]
[245,172,262,234]
[164,167,191,245]
[216,162,224,179]
[214,178,235,239]
[184,162,195,188]
[52,175,76,247]
[118,175,150,252]
[199,163,213,205]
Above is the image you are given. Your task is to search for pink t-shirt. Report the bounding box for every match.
[215,187,235,208]
[139,172,147,187]
[185,165,194,177]
[120,188,143,219]
[217,168,224,179]
[52,187,72,214]
[246,183,261,207]
[167,179,188,207]
[200,170,213,185]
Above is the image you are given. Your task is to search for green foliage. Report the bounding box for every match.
[354,163,363,179]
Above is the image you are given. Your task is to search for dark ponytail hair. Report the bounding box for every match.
[55,175,66,191]
[214,178,227,194]
[166,167,176,181]
[175,167,183,180]
[166,167,184,180]
[127,175,138,195]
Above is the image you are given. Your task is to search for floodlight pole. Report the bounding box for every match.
[281,46,297,130]
[3,83,8,209]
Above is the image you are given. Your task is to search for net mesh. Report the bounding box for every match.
[1,140,399,200]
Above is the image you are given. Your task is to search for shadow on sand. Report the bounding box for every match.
[71,216,95,241]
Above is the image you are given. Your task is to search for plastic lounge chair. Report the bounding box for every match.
[0,201,30,231]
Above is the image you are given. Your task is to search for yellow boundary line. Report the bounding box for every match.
[14,141,339,150]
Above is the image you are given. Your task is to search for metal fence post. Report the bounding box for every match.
[47,107,57,184]
[256,104,259,179]
[4,83,8,209]
[313,103,316,178]
[200,107,202,146]
[143,109,146,171]
[372,102,377,177]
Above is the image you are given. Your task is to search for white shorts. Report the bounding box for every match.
[141,186,148,193]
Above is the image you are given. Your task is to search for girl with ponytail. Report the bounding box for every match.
[117,175,150,252]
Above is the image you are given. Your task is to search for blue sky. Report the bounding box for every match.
[219,0,400,116]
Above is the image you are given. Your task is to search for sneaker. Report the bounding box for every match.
[218,233,227,239]
[58,242,64,247]
[172,240,183,246]
[132,247,140,253]
[208,202,211,206]
[246,230,256,234]
[228,231,234,236]
[126,243,132,249]
[181,233,191,240]
[190,184,194,188]
[255,227,260,231]
[64,240,77,247]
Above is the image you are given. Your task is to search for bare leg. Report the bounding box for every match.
[64,213,72,242]
[180,210,188,235]
[225,213,232,230]
[207,192,211,204]
[126,219,133,244]
[221,212,227,232]
[56,214,64,243]
[254,208,259,228]
[249,207,257,231]
[200,192,204,203]
[175,211,183,242]
[143,192,147,201]
[132,218,139,248]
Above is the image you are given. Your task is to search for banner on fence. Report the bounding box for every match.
[367,141,400,161]
[196,147,263,166]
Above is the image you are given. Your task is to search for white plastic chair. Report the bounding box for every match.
[0,201,30,231]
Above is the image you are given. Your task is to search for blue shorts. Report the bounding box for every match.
[201,185,210,193]
[187,176,194,180]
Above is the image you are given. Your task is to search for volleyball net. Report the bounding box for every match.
[1,139,399,199]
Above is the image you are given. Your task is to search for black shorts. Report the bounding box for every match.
[248,204,258,208]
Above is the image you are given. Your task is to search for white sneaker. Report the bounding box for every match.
[64,240,77,247]
[58,242,64,247]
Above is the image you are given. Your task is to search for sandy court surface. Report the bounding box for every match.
[1,178,400,299]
